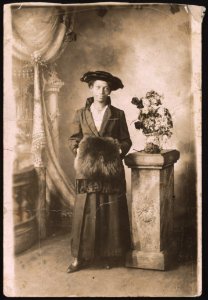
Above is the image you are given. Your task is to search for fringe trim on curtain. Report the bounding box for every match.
[12,7,76,208]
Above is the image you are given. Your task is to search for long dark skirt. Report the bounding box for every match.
[71,192,131,260]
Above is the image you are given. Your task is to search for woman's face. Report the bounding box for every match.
[90,80,111,103]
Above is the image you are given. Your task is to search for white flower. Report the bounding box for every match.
[150,98,157,105]
[157,106,166,116]
[142,107,150,114]
[143,98,151,108]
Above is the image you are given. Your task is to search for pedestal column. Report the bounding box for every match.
[44,71,64,156]
[44,70,65,229]
[125,150,180,270]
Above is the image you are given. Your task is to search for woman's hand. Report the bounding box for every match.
[114,138,122,154]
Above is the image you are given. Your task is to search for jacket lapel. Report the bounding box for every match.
[99,105,112,136]
[84,108,99,136]
[84,97,112,137]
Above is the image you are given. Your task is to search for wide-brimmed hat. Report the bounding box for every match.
[80,71,124,91]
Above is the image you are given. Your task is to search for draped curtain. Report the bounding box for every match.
[12,6,76,237]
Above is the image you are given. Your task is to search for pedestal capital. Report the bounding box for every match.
[44,72,64,94]
[125,150,180,169]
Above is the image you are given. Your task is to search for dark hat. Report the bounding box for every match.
[80,71,124,91]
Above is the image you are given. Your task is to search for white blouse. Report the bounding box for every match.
[90,103,108,132]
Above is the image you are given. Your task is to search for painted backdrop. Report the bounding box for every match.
[56,4,196,257]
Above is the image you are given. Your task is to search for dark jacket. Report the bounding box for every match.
[69,97,132,157]
[69,97,132,258]
[69,97,132,193]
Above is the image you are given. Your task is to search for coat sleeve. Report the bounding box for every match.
[117,111,132,159]
[68,110,83,156]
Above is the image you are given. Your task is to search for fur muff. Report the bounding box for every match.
[74,136,123,181]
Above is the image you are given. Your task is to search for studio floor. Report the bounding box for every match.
[12,230,198,297]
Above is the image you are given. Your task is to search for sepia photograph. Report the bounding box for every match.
[3,2,204,297]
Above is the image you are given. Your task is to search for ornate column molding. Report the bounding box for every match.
[44,70,64,94]
[44,69,64,156]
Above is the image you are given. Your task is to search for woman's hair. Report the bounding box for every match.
[88,80,112,91]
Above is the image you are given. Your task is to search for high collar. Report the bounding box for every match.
[85,96,111,109]
[84,96,112,137]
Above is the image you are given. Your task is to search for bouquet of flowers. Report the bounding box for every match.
[131,90,173,153]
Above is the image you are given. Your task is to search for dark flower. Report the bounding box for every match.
[134,121,143,130]
[144,142,160,154]
[131,97,144,108]
[146,90,155,98]
[131,97,139,105]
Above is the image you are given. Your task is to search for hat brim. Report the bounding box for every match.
[80,71,124,91]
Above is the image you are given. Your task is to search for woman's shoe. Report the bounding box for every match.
[67,258,82,273]
[67,263,81,273]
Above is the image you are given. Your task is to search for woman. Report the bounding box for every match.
[68,71,132,273]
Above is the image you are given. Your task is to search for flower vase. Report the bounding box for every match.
[144,134,161,153]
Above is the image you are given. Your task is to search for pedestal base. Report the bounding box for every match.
[126,250,169,271]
